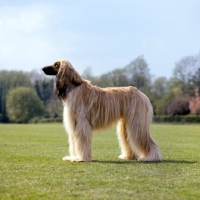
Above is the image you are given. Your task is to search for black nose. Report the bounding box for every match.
[42,66,50,75]
[42,65,58,76]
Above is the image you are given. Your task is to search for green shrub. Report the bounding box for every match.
[29,117,62,123]
[153,115,200,123]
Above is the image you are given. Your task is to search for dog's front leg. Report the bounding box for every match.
[69,118,92,162]
[63,133,77,161]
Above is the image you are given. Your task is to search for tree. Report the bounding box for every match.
[151,77,168,99]
[154,77,184,115]
[6,87,45,123]
[30,70,63,117]
[110,69,129,87]
[0,70,32,122]
[98,73,114,87]
[124,56,151,95]
[82,67,100,86]
[173,53,200,96]
[98,68,129,87]
[97,56,151,91]
[30,70,54,105]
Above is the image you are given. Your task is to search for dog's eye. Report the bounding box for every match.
[54,62,60,68]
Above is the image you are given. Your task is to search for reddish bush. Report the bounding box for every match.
[167,98,190,115]
[189,88,200,114]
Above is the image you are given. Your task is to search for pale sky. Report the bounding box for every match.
[0,0,200,78]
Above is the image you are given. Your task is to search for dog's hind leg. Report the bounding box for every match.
[70,118,92,162]
[117,119,137,160]
[125,91,162,162]
[126,122,162,162]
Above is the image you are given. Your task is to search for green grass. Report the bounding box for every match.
[0,123,200,200]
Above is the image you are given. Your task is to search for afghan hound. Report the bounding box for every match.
[42,60,162,162]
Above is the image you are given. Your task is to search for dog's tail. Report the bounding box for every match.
[127,89,162,162]
[137,90,162,162]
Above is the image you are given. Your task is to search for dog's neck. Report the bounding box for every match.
[54,78,83,100]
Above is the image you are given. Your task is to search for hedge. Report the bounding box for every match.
[29,117,62,123]
[153,115,200,123]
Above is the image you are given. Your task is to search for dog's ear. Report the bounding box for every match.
[56,67,67,89]
[55,67,68,99]
[55,62,83,99]
[67,66,83,85]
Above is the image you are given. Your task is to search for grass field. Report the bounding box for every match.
[0,123,200,200]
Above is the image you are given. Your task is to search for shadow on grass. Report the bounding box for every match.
[162,159,197,164]
[91,159,198,164]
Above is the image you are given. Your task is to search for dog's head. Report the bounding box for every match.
[42,60,83,99]
[42,61,61,76]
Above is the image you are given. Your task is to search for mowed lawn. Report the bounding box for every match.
[0,123,200,200]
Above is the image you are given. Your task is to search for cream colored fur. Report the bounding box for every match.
[43,60,162,162]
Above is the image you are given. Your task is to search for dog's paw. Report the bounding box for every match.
[118,154,129,160]
[70,157,84,162]
[71,157,92,162]
[62,156,92,162]
[119,154,137,160]
[62,156,81,162]
[62,156,73,161]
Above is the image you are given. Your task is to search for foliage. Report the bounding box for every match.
[151,77,168,99]
[6,87,45,123]
[0,70,32,122]
[189,88,200,114]
[125,56,151,90]
[0,69,63,122]
[82,67,100,86]
[31,70,63,118]
[1,53,200,122]
[99,68,129,87]
[29,117,62,123]
[154,115,200,123]
[97,56,151,90]
[153,79,181,115]
[167,97,190,115]
[0,124,200,199]
[173,54,200,97]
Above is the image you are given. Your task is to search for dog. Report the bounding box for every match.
[42,60,162,162]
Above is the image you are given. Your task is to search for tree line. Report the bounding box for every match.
[0,53,200,123]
